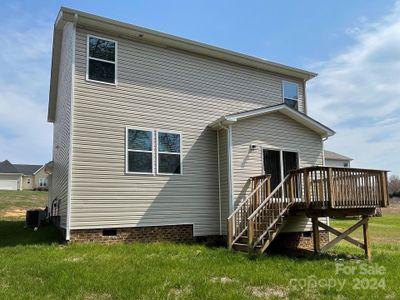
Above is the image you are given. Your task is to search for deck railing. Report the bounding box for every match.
[290,166,389,209]
[227,175,271,248]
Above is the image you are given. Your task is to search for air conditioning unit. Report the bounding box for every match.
[26,209,46,228]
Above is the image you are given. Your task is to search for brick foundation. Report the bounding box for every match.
[69,224,194,244]
[269,231,329,252]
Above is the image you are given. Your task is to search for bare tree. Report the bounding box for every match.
[388,175,400,196]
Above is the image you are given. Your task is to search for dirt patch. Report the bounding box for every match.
[2,208,26,218]
[246,286,289,299]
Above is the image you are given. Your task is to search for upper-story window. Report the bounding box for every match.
[87,35,117,84]
[283,81,299,110]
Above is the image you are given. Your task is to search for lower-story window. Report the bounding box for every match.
[39,178,47,187]
[126,128,154,174]
[157,131,182,175]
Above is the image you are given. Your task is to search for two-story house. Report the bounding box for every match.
[47,7,388,255]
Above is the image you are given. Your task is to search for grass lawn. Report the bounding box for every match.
[0,190,48,218]
[0,191,399,299]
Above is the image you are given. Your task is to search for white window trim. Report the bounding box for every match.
[86,34,118,86]
[125,127,155,175]
[39,178,47,187]
[282,80,299,102]
[260,146,300,182]
[156,130,183,176]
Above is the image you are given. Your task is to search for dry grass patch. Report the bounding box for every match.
[210,276,238,284]
[246,286,289,299]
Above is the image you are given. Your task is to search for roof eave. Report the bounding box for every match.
[210,104,335,138]
[63,7,317,80]
[48,9,77,123]
[48,7,318,122]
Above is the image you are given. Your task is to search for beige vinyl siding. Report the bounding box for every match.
[69,27,307,235]
[218,129,229,235]
[21,176,34,190]
[34,168,48,189]
[50,22,74,228]
[231,112,325,232]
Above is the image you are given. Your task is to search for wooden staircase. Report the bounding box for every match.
[228,174,293,254]
[227,166,389,256]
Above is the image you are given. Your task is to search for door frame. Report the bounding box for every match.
[261,146,300,185]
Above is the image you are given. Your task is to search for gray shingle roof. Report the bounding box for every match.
[13,164,43,175]
[324,150,353,161]
[0,160,43,175]
[0,160,21,174]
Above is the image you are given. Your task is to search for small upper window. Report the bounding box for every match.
[157,132,182,175]
[126,129,153,173]
[283,81,299,110]
[87,36,116,84]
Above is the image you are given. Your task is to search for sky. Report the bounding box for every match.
[0,0,398,175]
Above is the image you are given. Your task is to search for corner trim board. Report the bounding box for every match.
[66,20,77,241]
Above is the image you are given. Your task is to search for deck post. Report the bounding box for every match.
[227,217,233,250]
[304,170,310,207]
[362,216,371,260]
[248,219,254,254]
[327,168,334,208]
[312,217,320,253]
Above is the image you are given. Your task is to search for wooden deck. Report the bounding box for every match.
[227,166,389,258]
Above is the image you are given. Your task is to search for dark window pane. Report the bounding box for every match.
[158,132,180,153]
[89,37,115,61]
[284,98,298,110]
[88,59,115,83]
[158,154,181,174]
[128,129,152,151]
[128,152,152,173]
[283,82,298,100]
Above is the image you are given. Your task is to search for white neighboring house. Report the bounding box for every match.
[0,160,48,190]
[324,150,353,168]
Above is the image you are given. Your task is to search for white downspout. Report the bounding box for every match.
[216,130,222,235]
[219,122,234,215]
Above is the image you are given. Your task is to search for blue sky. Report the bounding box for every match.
[0,1,399,175]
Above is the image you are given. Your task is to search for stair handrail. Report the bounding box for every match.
[247,174,292,249]
[227,175,270,219]
[248,174,291,220]
[227,175,271,248]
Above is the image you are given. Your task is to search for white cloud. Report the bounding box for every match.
[0,6,53,164]
[308,1,400,176]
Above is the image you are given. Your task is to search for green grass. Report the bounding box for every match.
[0,191,399,299]
[0,190,47,217]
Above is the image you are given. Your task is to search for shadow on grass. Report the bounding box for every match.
[0,219,63,247]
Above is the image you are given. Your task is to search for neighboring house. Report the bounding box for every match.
[47,8,388,253]
[324,150,353,168]
[0,160,48,190]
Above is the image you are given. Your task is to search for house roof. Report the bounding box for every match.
[0,160,43,175]
[324,150,353,161]
[48,7,318,122]
[209,104,335,138]
[13,164,43,176]
[0,160,21,174]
